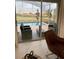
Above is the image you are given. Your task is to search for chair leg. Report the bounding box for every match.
[45,53,61,59]
[56,56,61,59]
[45,53,53,59]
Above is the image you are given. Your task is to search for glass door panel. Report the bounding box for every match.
[16,1,41,42]
[41,2,58,37]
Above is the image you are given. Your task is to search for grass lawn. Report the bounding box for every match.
[16,15,49,23]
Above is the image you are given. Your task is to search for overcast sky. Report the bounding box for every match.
[16,1,57,13]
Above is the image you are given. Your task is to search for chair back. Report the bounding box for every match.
[44,30,57,47]
[44,30,64,59]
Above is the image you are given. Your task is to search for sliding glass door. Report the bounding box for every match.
[42,2,58,34]
[16,0,58,42]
